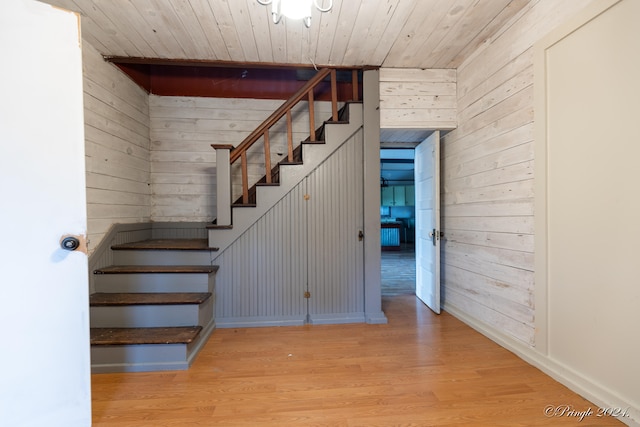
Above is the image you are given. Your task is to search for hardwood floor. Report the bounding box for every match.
[381,243,416,296]
[91,295,623,426]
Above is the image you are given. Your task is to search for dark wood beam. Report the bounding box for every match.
[106,57,373,101]
[104,56,377,71]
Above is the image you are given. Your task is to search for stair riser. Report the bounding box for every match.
[91,342,191,372]
[91,298,213,328]
[94,273,214,294]
[112,250,213,266]
[91,321,215,373]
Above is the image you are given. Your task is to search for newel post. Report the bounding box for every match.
[212,144,233,227]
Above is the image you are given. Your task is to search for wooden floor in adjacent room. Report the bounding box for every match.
[381,243,416,296]
[91,295,623,426]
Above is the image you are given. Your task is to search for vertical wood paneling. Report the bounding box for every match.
[213,129,364,326]
[306,130,364,320]
[149,96,335,222]
[128,0,185,58]
[381,0,448,66]
[44,0,528,69]
[426,0,514,69]
[83,42,151,253]
[379,68,457,130]
[440,0,599,346]
[214,181,307,325]
[226,0,259,61]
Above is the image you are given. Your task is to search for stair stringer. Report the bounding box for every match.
[208,103,363,259]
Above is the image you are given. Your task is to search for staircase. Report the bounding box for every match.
[208,102,363,259]
[90,238,218,373]
[88,68,364,371]
[231,104,350,207]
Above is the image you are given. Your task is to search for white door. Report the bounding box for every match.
[0,2,91,426]
[415,132,441,314]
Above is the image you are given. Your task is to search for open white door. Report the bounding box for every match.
[415,132,441,314]
[0,2,91,426]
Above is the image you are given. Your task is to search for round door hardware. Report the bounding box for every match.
[61,236,80,251]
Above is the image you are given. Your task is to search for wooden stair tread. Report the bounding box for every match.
[94,265,218,274]
[206,224,232,230]
[90,292,211,306]
[111,239,217,251]
[90,326,202,346]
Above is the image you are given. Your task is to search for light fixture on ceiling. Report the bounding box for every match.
[257,0,333,28]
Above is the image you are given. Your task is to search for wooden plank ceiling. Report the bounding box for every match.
[41,0,528,69]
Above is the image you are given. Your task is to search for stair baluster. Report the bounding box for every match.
[211,67,360,222]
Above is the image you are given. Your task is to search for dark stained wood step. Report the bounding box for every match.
[93,265,218,274]
[206,224,233,230]
[111,239,218,251]
[90,292,211,306]
[90,326,202,346]
[278,161,303,166]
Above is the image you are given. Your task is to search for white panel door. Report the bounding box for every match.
[415,132,441,314]
[0,2,91,426]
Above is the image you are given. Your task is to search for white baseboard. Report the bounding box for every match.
[443,303,639,427]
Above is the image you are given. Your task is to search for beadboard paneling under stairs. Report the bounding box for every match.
[209,103,366,327]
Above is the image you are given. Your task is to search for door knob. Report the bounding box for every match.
[61,236,80,251]
[59,234,87,254]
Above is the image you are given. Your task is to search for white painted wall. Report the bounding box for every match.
[535,0,639,422]
[83,43,151,252]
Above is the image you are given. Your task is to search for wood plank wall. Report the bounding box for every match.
[441,0,598,346]
[149,96,335,222]
[83,43,151,253]
[379,68,456,130]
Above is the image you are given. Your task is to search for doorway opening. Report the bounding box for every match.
[379,129,440,307]
[379,146,417,296]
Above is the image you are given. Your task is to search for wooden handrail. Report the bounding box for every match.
[230,68,333,164]
[224,67,361,205]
